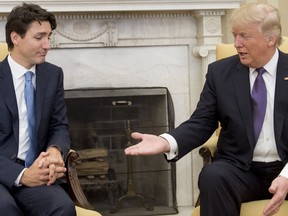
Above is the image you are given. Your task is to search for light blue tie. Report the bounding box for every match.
[24,71,37,167]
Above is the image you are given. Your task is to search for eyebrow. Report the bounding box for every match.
[35,31,52,37]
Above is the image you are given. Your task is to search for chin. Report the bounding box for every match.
[35,57,46,64]
[239,59,251,67]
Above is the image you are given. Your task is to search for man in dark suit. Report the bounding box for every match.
[0,3,76,215]
[125,3,288,216]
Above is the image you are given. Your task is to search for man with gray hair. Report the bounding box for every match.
[125,3,288,216]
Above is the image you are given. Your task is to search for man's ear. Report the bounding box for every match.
[10,31,20,46]
[266,35,277,47]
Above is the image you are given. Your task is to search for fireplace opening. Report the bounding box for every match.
[65,87,178,216]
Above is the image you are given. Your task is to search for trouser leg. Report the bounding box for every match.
[14,184,76,216]
[198,160,269,216]
[0,184,23,216]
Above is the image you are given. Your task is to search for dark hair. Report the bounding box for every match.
[5,3,57,51]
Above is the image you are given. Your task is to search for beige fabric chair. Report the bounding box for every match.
[192,37,288,216]
[0,42,8,61]
[0,42,101,216]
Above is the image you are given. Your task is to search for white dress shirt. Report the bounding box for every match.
[8,54,36,185]
[162,49,288,178]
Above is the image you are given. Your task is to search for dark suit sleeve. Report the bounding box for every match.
[168,63,219,160]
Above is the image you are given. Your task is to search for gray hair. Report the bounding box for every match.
[230,3,282,46]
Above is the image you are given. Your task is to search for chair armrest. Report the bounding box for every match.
[199,136,218,166]
[194,136,218,207]
[65,150,95,210]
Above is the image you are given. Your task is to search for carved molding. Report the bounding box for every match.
[49,11,194,48]
[193,45,215,58]
[54,11,193,20]
[54,20,117,47]
[205,17,220,34]
[0,0,241,13]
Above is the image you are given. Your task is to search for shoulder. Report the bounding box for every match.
[36,61,63,75]
[209,54,240,70]
[38,61,62,70]
[207,55,244,77]
[278,49,288,60]
[205,55,247,83]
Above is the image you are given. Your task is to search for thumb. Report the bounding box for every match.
[268,184,277,194]
[131,132,143,140]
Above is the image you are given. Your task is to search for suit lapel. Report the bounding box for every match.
[274,51,288,145]
[232,62,255,147]
[0,58,19,144]
[35,64,48,130]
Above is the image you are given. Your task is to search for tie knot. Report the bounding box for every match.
[256,67,266,76]
[25,71,34,81]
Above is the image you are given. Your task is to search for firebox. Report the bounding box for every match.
[64,87,178,216]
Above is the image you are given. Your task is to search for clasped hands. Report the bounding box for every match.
[20,146,66,187]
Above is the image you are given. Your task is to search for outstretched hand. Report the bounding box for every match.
[124,132,170,156]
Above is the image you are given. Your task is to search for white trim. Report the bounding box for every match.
[0,0,241,13]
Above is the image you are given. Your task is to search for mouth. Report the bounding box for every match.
[38,52,47,57]
[238,51,247,57]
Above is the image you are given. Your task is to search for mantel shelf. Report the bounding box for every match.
[0,0,241,13]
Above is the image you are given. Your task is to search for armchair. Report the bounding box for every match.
[192,37,288,216]
[0,42,101,216]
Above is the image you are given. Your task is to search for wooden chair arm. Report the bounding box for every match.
[195,136,218,207]
[65,150,95,210]
[199,136,218,166]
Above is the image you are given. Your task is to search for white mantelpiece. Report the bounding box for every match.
[0,0,241,208]
[0,0,241,12]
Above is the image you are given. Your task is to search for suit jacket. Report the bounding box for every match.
[0,57,70,188]
[168,50,288,170]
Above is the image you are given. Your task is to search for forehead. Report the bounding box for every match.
[26,21,52,34]
[232,22,261,35]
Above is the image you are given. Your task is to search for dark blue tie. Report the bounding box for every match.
[24,71,37,167]
[251,67,267,143]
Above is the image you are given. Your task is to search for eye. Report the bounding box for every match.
[35,35,43,40]
[241,33,252,40]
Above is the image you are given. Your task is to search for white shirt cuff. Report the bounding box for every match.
[279,163,288,179]
[15,168,26,187]
[160,133,178,160]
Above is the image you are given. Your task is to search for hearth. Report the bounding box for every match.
[64,87,178,216]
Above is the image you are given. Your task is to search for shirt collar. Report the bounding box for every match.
[7,54,36,79]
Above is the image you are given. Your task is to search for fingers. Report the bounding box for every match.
[125,144,140,155]
[36,152,50,168]
[263,199,281,216]
[46,163,66,186]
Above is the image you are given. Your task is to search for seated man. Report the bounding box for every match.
[125,3,288,216]
[0,3,76,215]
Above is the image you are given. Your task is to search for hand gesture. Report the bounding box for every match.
[124,132,170,156]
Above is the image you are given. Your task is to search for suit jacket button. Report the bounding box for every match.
[11,154,17,160]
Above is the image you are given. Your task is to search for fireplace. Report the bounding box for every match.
[0,0,241,208]
[65,87,177,215]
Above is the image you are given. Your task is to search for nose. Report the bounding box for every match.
[234,36,243,48]
[42,38,51,50]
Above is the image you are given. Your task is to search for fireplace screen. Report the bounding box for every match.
[65,87,178,216]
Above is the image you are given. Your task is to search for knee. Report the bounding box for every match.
[198,163,230,190]
[58,198,76,216]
